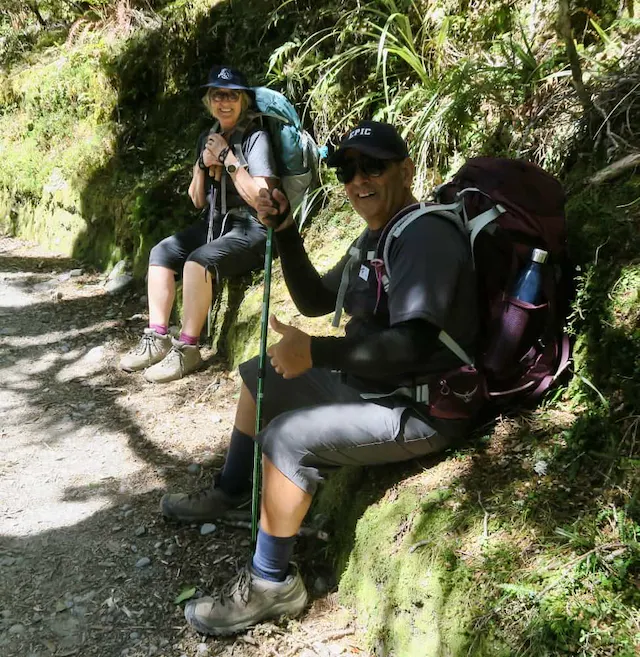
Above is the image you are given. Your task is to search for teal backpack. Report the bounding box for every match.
[224,87,320,227]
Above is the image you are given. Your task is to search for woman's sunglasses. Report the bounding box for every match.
[210,90,241,103]
[336,155,395,184]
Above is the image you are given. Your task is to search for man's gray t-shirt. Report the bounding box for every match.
[323,213,477,384]
[196,124,277,214]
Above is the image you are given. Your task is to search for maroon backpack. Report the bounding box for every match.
[377,157,573,420]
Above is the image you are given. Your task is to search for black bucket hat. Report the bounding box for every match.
[327,120,409,167]
[202,65,252,91]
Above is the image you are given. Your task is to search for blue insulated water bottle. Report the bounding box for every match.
[512,248,548,304]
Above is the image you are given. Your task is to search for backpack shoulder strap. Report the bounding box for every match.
[380,201,465,293]
[379,201,477,367]
[227,118,255,169]
[332,230,370,328]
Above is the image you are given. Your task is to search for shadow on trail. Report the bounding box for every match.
[0,254,80,274]
[0,252,229,481]
[0,488,257,657]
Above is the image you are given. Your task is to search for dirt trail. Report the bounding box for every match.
[0,237,358,657]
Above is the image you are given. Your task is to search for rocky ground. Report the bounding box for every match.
[0,236,362,657]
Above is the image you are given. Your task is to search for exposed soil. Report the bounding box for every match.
[0,236,362,657]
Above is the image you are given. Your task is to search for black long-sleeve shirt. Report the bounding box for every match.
[274,223,441,383]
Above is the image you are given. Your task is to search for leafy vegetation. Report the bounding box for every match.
[1,0,639,654]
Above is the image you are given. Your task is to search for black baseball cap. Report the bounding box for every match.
[327,120,409,166]
[202,65,252,91]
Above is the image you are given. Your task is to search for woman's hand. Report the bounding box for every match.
[256,188,294,231]
[204,133,230,165]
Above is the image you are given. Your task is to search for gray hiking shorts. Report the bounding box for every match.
[148,213,267,280]
[238,356,456,495]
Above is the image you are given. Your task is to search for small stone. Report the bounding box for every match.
[70,268,83,277]
[111,525,123,533]
[139,295,148,305]
[135,557,151,569]
[121,504,132,512]
[124,509,134,518]
[134,526,146,537]
[130,545,138,553]
[105,274,133,295]
[129,631,140,640]
[1,610,12,618]
[187,463,201,475]
[196,643,209,655]
[58,272,71,282]
[200,523,217,536]
[60,343,71,353]
[153,541,162,549]
[107,260,128,280]
[8,623,25,635]
[0,557,16,567]
[164,545,176,557]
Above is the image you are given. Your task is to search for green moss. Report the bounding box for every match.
[336,485,490,656]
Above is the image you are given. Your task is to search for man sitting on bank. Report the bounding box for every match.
[161,121,478,635]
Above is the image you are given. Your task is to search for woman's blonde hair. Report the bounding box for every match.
[202,88,251,120]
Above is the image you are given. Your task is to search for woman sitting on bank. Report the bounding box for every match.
[119,65,277,383]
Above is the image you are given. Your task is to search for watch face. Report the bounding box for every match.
[226,163,238,174]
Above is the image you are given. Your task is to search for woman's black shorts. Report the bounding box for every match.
[148,213,267,280]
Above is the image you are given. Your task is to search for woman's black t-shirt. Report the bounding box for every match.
[196,123,277,214]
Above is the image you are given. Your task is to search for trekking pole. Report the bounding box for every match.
[251,222,275,551]
[206,164,222,336]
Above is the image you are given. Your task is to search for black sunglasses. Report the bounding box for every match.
[335,155,396,184]
[210,89,241,102]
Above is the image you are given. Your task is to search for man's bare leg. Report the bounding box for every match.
[260,457,312,538]
[234,383,258,437]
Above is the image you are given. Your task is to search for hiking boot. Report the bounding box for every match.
[184,563,308,636]
[160,479,250,523]
[119,329,172,372]
[143,338,202,383]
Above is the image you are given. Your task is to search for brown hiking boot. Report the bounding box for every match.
[119,329,172,372]
[143,338,202,383]
[160,480,250,523]
[184,563,308,636]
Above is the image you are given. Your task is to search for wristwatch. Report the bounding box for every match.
[225,162,239,174]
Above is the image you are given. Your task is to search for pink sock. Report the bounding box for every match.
[149,323,168,335]
[179,332,198,346]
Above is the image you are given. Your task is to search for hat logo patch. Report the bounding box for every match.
[218,68,233,80]
[349,127,372,138]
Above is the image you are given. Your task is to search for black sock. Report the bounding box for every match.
[218,426,255,495]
